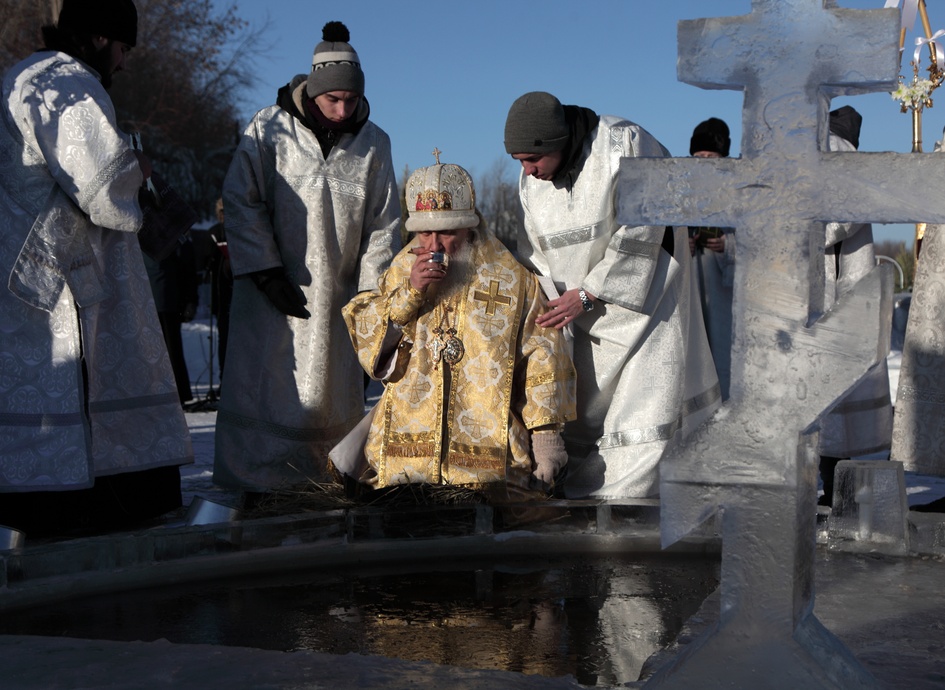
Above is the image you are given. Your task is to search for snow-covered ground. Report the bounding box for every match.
[178,294,945,509]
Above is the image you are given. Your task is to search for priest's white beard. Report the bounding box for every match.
[425,238,476,306]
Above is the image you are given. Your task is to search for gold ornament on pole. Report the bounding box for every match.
[888,0,944,260]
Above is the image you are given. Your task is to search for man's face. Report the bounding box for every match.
[314,91,361,122]
[90,38,131,89]
[415,228,470,257]
[511,150,564,181]
[692,150,723,159]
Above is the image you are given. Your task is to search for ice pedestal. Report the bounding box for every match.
[828,460,909,554]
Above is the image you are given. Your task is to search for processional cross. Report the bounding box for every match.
[618,1,945,687]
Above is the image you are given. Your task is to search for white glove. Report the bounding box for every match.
[531,430,568,484]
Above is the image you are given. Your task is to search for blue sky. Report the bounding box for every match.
[220,0,945,245]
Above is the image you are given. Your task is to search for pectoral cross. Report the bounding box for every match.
[428,333,444,365]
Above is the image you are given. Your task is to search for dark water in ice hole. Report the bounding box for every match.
[1,554,720,687]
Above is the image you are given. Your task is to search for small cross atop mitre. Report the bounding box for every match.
[431,147,442,164]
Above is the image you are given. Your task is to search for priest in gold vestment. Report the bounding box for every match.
[341,160,576,490]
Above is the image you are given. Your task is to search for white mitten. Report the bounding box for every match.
[531,430,568,484]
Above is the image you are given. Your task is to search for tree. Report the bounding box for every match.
[896,244,916,292]
[875,239,913,292]
[111,0,265,220]
[397,164,411,246]
[0,0,266,221]
[474,158,523,254]
[0,1,55,69]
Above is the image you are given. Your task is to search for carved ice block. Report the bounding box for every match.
[613,0,945,687]
[828,459,909,554]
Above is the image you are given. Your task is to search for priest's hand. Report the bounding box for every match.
[409,248,448,291]
[703,234,725,253]
[537,288,594,330]
[249,267,311,319]
[532,430,568,485]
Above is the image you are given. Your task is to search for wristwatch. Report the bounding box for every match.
[578,288,594,312]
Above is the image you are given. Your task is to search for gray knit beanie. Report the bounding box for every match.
[306,21,364,98]
[504,92,569,154]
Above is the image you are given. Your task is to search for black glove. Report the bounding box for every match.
[250,267,311,319]
[181,302,197,322]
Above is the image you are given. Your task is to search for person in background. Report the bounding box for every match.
[688,117,736,401]
[817,105,893,507]
[0,0,192,533]
[504,91,720,499]
[214,21,401,500]
[207,197,233,382]
[142,236,199,405]
[338,159,576,494]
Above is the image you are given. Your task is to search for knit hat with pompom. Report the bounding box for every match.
[306,21,364,98]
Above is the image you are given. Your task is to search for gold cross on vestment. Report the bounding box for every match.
[461,411,490,438]
[475,313,505,337]
[432,147,442,164]
[468,361,495,388]
[482,265,513,284]
[406,375,432,404]
[355,312,374,335]
[473,280,512,316]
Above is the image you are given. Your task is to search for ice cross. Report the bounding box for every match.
[618,1,945,688]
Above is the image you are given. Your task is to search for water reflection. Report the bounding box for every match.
[0,554,718,687]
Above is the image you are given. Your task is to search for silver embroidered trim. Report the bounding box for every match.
[538,225,596,251]
[596,383,721,450]
[830,395,893,415]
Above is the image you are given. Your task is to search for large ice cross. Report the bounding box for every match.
[618,1,945,688]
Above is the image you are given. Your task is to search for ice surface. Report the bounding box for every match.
[616,1,945,688]
[828,459,909,554]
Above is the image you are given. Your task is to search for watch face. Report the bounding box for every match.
[580,290,594,311]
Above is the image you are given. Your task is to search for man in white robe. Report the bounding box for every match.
[213,22,401,495]
[891,128,945,512]
[688,117,736,402]
[0,0,193,532]
[504,92,720,499]
[817,106,893,506]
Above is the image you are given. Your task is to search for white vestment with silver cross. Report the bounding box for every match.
[517,116,720,498]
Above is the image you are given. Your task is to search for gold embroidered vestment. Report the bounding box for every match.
[343,233,576,488]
